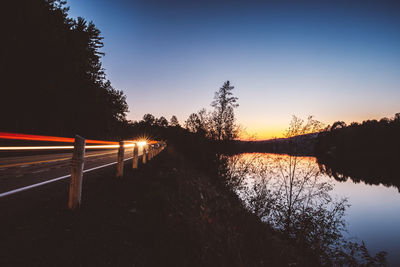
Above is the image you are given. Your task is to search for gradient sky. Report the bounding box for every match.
[67,0,400,139]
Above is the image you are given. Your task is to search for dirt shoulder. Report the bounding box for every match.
[0,146,313,266]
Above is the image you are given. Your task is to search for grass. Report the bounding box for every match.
[0,146,316,266]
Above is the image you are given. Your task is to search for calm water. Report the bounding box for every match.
[230,153,400,265]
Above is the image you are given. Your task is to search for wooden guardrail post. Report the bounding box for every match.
[116,141,124,177]
[68,135,86,210]
[149,145,153,160]
[142,144,147,164]
[132,143,138,169]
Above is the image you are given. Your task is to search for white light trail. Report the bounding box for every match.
[0,146,74,150]
[137,141,147,146]
[0,144,138,151]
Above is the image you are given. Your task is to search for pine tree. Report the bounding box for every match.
[211,81,239,141]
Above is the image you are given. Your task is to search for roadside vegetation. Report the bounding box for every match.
[2,1,392,266]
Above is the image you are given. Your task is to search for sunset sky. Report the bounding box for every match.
[68,0,400,139]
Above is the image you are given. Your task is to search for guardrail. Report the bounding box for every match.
[0,132,166,210]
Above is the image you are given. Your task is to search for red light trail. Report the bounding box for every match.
[0,132,119,145]
[0,132,157,151]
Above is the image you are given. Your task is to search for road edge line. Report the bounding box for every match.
[0,157,133,198]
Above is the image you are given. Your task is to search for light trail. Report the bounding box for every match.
[0,132,119,145]
[0,146,74,150]
[0,149,128,168]
[0,156,134,198]
[123,144,135,148]
[0,132,163,199]
[0,132,154,151]
[137,141,147,146]
[0,144,137,151]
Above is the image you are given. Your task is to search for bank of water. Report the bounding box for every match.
[230,153,400,265]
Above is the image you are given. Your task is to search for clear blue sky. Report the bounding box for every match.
[67,0,400,139]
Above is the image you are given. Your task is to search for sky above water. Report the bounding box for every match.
[67,0,400,139]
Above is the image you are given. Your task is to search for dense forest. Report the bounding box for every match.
[315,114,400,164]
[1,0,242,145]
[2,0,129,139]
[0,0,241,171]
[315,114,400,190]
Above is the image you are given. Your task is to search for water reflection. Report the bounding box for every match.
[318,158,400,192]
[226,153,389,265]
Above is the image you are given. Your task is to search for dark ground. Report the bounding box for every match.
[0,146,315,267]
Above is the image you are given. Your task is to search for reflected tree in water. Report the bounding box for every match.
[226,116,387,265]
[315,113,400,192]
[318,159,400,193]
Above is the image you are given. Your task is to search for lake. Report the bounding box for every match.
[228,153,400,265]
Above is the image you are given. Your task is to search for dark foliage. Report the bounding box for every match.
[184,81,239,142]
[0,146,317,267]
[1,0,128,140]
[211,80,239,141]
[315,114,400,190]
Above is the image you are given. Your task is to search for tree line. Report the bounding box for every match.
[2,0,128,140]
[315,113,400,164]
[1,0,241,144]
[315,113,400,190]
[126,81,239,174]
[184,81,239,141]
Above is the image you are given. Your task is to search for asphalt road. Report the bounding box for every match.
[0,147,144,194]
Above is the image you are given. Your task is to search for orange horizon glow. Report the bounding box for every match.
[238,114,398,141]
[239,127,286,141]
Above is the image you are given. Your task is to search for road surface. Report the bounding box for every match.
[0,147,144,195]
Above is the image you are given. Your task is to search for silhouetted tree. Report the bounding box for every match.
[394,113,400,122]
[211,81,239,141]
[315,113,400,192]
[142,114,156,125]
[1,0,129,139]
[331,121,346,131]
[156,116,168,127]
[227,153,386,265]
[225,116,387,265]
[185,110,208,137]
[170,115,180,127]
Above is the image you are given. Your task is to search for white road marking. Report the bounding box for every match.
[0,157,133,198]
